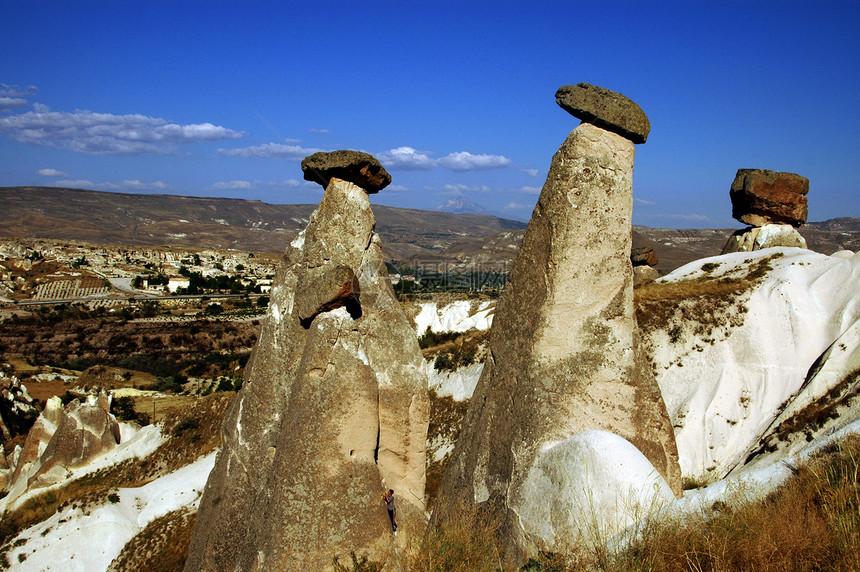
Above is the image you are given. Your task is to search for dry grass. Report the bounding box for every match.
[405,501,504,572]
[634,275,751,338]
[400,434,860,571]
[107,506,196,572]
[615,434,860,572]
[635,252,782,338]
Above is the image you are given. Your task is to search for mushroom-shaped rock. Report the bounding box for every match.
[730,169,809,227]
[301,150,391,193]
[556,83,651,144]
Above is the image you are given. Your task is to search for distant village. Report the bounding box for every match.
[0,238,429,312]
[0,238,281,307]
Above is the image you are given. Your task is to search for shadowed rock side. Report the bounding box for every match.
[434,122,681,565]
[185,177,429,571]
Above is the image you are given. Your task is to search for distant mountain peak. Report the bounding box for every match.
[436,196,489,214]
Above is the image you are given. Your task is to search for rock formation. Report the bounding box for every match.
[434,86,681,564]
[644,248,860,482]
[722,223,808,253]
[301,150,392,194]
[555,83,651,144]
[2,392,120,506]
[730,169,809,227]
[185,152,429,571]
[631,246,660,286]
[723,169,809,254]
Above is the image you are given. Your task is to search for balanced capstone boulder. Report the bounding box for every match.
[556,83,651,143]
[434,115,681,565]
[730,168,809,227]
[301,150,392,193]
[185,174,428,571]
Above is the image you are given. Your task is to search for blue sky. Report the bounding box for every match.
[1,1,857,227]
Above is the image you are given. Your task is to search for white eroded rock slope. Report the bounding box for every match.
[647,247,860,482]
[413,300,495,336]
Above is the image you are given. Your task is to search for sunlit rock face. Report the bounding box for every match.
[185,176,429,572]
[435,111,681,564]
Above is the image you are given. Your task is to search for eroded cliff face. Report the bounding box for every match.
[185,177,428,571]
[435,122,681,563]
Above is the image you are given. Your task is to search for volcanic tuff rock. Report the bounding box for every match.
[435,117,681,564]
[2,393,120,505]
[555,83,651,143]
[730,168,809,227]
[185,175,429,571]
[301,150,392,193]
[721,223,808,254]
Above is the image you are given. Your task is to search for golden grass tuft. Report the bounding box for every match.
[405,500,504,572]
[400,434,860,571]
[107,506,196,571]
[614,433,860,572]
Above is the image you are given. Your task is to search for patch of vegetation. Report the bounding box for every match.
[110,395,151,425]
[749,367,860,461]
[108,506,197,572]
[612,433,860,571]
[405,500,503,571]
[171,416,200,437]
[421,330,488,372]
[418,330,461,349]
[402,435,860,571]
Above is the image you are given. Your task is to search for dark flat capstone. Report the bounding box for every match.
[555,83,650,144]
[301,150,391,194]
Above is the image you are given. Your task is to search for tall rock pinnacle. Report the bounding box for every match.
[434,86,681,565]
[185,157,428,571]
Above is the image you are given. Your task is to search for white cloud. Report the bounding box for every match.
[520,186,542,195]
[377,147,437,170]
[0,106,242,154]
[443,184,491,193]
[0,84,36,111]
[523,169,539,177]
[438,151,511,171]
[634,198,656,206]
[122,179,167,190]
[0,84,36,97]
[212,180,253,190]
[38,168,68,177]
[503,202,530,211]
[218,143,322,160]
[386,184,409,192]
[55,179,121,190]
[263,179,302,187]
[309,128,330,134]
[55,179,94,188]
[0,97,29,111]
